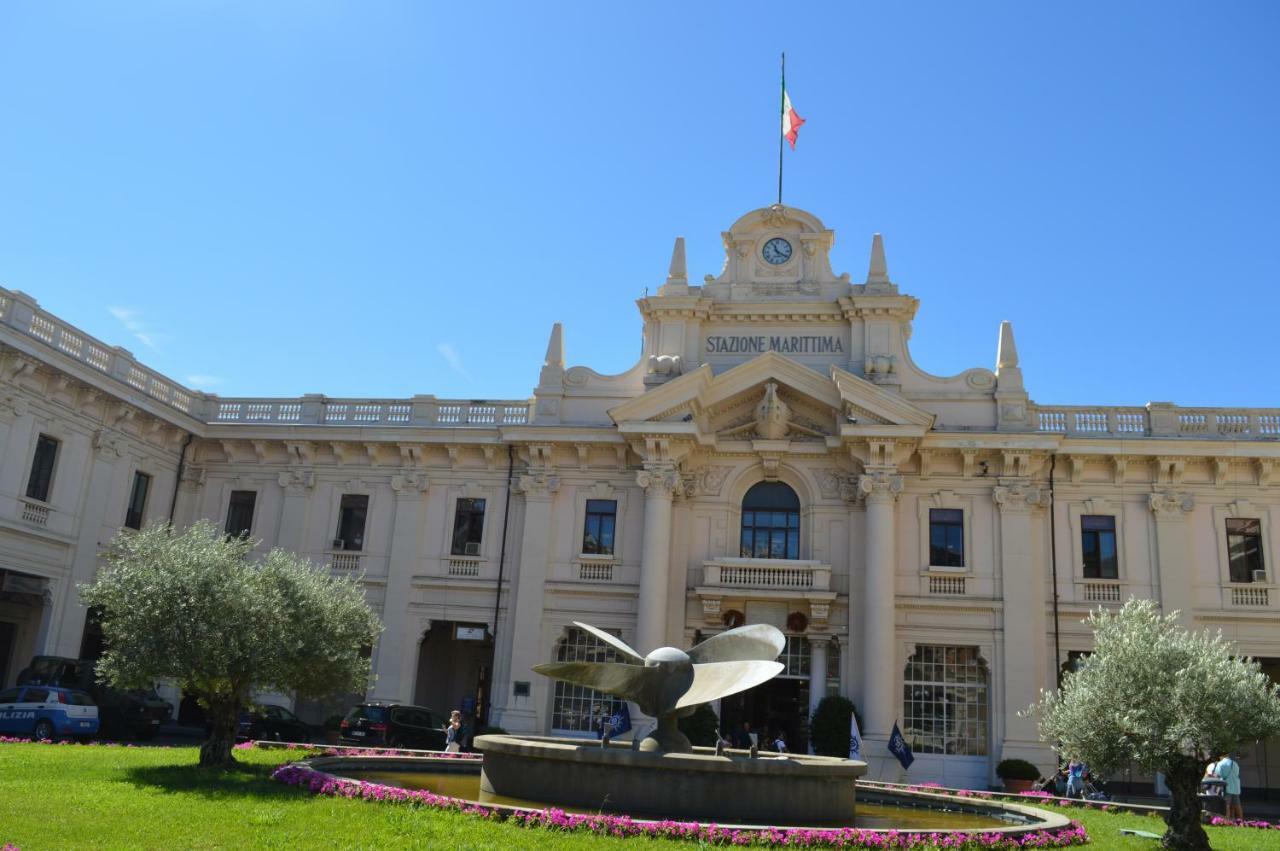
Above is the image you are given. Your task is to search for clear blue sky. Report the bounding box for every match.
[1,2,1276,406]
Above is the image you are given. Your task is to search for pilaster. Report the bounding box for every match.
[1149,488,1196,627]
[370,471,429,703]
[275,467,315,552]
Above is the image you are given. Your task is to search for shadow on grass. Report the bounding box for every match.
[123,761,302,802]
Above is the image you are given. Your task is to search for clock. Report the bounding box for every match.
[762,237,793,265]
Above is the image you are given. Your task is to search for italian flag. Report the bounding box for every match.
[782,84,805,150]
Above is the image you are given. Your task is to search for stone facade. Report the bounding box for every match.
[0,205,1277,789]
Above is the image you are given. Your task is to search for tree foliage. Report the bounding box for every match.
[810,695,861,758]
[81,522,382,766]
[1031,598,1280,850]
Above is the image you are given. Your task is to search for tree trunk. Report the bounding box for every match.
[199,697,239,768]
[1162,755,1210,851]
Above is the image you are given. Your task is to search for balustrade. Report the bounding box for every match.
[701,558,830,592]
[1229,586,1270,608]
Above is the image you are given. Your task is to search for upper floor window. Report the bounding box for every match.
[1227,518,1264,583]
[335,494,368,551]
[225,490,257,538]
[928,508,964,568]
[451,498,486,556]
[582,499,617,555]
[739,481,800,560]
[26,435,59,503]
[123,472,151,530]
[1081,515,1118,579]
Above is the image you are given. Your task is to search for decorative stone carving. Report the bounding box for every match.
[181,465,206,487]
[0,392,28,420]
[1257,459,1274,488]
[1149,489,1195,516]
[391,470,429,495]
[681,466,731,498]
[92,429,123,458]
[277,468,315,492]
[815,468,858,502]
[857,472,903,502]
[992,481,1045,510]
[517,471,559,497]
[701,596,722,624]
[646,354,683,376]
[809,601,830,624]
[636,463,681,498]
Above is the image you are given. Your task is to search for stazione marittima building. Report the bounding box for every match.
[1,204,1278,789]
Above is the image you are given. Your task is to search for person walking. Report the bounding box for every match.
[444,710,463,754]
[1214,751,1244,822]
[1066,760,1085,799]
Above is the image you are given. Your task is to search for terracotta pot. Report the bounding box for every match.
[1001,778,1036,793]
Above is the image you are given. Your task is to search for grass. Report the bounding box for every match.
[0,741,1278,850]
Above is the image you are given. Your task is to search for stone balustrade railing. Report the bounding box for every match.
[0,287,530,428]
[1032,403,1280,439]
[703,558,831,592]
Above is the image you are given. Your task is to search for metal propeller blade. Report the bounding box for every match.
[675,660,785,709]
[687,623,787,664]
[572,621,645,664]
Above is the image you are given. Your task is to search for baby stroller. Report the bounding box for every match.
[1082,770,1111,801]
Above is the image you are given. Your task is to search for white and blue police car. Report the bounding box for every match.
[0,684,100,741]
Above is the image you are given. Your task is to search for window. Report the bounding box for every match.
[903,645,989,756]
[335,494,369,551]
[550,626,628,733]
[1227,518,1264,583]
[0,688,19,703]
[225,490,257,538]
[21,688,50,704]
[928,508,965,568]
[26,435,59,502]
[739,481,800,560]
[124,472,151,530]
[451,498,486,556]
[1081,515,1118,579]
[582,499,617,555]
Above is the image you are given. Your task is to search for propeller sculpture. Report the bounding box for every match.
[533,621,787,753]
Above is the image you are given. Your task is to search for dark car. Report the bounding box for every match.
[339,702,447,750]
[237,703,311,743]
[16,656,170,740]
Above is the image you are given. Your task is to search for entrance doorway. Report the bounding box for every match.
[720,677,809,754]
[414,622,494,730]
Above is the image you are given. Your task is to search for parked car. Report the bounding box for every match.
[0,684,99,741]
[238,704,311,743]
[16,656,171,740]
[339,702,447,750]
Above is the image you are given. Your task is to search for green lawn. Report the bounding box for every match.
[0,741,1277,850]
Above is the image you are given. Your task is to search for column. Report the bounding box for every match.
[1149,490,1196,627]
[51,434,120,656]
[808,634,830,718]
[635,462,680,654]
[370,472,428,703]
[275,468,315,553]
[994,481,1055,770]
[490,471,558,733]
[858,472,901,749]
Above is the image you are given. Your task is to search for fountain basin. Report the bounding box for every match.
[475,733,867,824]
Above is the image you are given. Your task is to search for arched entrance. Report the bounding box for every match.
[718,635,838,753]
[413,621,494,727]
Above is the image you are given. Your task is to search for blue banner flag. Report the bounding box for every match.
[849,711,862,760]
[597,702,632,739]
[888,722,915,770]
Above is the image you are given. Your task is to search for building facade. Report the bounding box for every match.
[1,204,1277,788]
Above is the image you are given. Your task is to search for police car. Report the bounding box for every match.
[0,684,100,741]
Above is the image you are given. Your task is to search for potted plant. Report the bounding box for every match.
[996,757,1042,793]
[322,714,343,745]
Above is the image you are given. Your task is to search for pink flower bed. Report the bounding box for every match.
[271,762,1089,848]
[1209,816,1279,830]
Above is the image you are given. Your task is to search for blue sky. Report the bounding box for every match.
[1,2,1276,406]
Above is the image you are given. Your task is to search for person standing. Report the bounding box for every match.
[444,710,463,754]
[1214,751,1243,822]
[1066,760,1085,799]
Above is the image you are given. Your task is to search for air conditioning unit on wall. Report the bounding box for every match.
[1254,569,1267,583]
[332,538,345,550]
[464,542,480,556]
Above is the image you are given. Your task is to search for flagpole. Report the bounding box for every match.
[777,52,785,206]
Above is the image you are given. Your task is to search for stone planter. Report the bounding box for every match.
[1001,778,1036,794]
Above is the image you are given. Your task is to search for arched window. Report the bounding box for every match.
[740,481,800,559]
[550,626,628,734]
[902,645,989,756]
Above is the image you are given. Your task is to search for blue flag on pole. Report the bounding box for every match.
[848,711,862,760]
[597,702,632,739]
[888,721,915,770]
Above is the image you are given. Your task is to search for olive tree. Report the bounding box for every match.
[81,522,382,767]
[1031,598,1280,850]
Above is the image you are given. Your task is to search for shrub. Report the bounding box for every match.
[678,704,721,747]
[996,758,1041,781]
[810,696,862,757]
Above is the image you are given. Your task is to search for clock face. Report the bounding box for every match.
[762,237,793,265]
